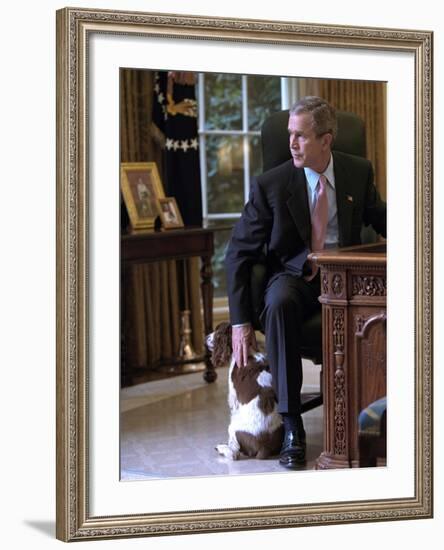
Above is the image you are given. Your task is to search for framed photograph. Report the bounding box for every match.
[157,197,184,229]
[56,7,433,542]
[120,162,165,230]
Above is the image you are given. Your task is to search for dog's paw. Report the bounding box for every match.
[215,444,240,460]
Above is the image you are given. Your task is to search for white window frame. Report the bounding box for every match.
[197,74,298,304]
[197,74,298,223]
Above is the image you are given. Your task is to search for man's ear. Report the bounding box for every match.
[322,132,334,150]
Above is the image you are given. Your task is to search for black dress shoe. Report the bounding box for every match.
[279,430,306,469]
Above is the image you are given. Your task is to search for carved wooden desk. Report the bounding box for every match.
[309,242,387,469]
[121,227,215,385]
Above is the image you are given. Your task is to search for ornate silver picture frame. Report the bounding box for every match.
[56,7,433,541]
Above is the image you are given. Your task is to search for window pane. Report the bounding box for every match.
[249,135,264,177]
[207,220,235,298]
[248,75,282,131]
[204,73,242,131]
[206,135,244,213]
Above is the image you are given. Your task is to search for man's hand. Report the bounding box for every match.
[232,324,258,368]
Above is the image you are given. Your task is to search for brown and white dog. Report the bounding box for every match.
[206,322,283,460]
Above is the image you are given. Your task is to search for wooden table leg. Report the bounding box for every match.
[201,254,216,382]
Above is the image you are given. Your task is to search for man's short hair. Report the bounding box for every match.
[289,96,338,140]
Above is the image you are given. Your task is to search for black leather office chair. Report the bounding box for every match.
[250,109,368,413]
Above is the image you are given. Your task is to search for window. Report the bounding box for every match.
[198,73,285,298]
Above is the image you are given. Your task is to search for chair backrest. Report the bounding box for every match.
[261,109,366,172]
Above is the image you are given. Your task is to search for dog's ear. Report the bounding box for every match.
[210,322,233,369]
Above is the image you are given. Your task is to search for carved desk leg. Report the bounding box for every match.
[201,254,216,382]
[316,306,351,469]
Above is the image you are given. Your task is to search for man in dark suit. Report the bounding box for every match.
[225,96,386,469]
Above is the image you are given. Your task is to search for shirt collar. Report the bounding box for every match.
[304,154,335,193]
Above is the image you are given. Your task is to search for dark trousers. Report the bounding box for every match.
[260,272,321,415]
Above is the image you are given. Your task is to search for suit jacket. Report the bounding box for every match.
[225,151,387,325]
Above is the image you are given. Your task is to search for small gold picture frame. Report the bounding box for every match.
[157,197,184,229]
[120,162,165,230]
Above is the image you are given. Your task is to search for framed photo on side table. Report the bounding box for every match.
[56,6,433,542]
[120,162,165,230]
[157,197,184,229]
